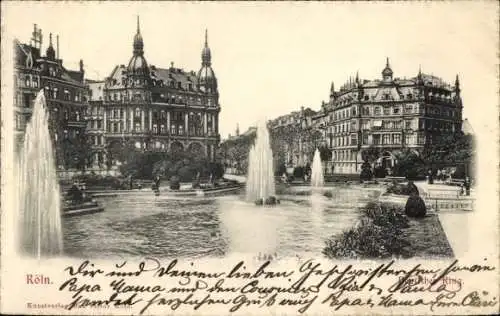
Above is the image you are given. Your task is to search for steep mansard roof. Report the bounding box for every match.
[105,64,203,92]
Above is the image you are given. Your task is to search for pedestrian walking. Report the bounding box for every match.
[464,177,471,196]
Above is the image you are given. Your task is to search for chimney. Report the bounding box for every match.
[56,35,59,59]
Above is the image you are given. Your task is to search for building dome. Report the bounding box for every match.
[198,29,217,91]
[198,66,217,86]
[127,55,149,75]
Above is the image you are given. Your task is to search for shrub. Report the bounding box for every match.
[373,166,387,178]
[323,202,413,259]
[323,220,413,259]
[386,182,420,196]
[293,167,305,179]
[276,163,287,176]
[192,179,201,189]
[169,175,180,190]
[360,167,373,181]
[178,166,194,182]
[362,202,410,229]
[404,195,427,218]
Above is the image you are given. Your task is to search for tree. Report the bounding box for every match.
[319,146,332,162]
[361,146,381,163]
[421,132,475,177]
[393,149,426,180]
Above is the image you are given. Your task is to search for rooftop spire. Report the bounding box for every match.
[133,15,144,56]
[46,32,55,60]
[382,56,393,81]
[201,29,212,66]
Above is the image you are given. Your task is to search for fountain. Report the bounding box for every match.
[310,148,325,188]
[245,119,278,205]
[17,90,63,258]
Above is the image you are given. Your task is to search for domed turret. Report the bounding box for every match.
[127,16,149,77]
[198,29,217,93]
[46,33,55,60]
[382,57,393,82]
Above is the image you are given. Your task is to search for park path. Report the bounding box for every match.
[224,174,247,183]
[415,181,473,257]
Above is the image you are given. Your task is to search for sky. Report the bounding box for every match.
[2,1,498,139]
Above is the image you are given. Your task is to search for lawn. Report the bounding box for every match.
[323,201,454,259]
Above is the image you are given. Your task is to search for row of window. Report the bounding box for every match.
[88,135,105,146]
[335,92,416,106]
[331,132,426,149]
[16,74,40,89]
[113,76,202,92]
[105,119,216,135]
[106,91,215,107]
[330,105,457,123]
[44,86,83,102]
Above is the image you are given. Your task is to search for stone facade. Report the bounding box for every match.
[14,24,89,171]
[86,17,221,170]
[326,58,463,174]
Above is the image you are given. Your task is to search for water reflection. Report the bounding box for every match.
[63,186,380,259]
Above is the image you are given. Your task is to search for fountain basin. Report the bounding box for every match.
[254,196,280,206]
[62,200,104,217]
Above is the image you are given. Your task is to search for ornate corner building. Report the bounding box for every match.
[14,24,89,171]
[86,17,220,171]
[325,58,463,174]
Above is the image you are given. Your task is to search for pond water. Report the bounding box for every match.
[62,186,381,259]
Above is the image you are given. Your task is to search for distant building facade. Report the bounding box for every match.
[87,17,221,170]
[269,107,321,169]
[14,24,89,170]
[327,58,463,174]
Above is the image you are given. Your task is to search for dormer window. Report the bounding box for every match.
[177,82,182,89]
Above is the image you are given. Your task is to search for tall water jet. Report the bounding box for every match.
[245,119,276,203]
[310,148,324,188]
[18,90,63,258]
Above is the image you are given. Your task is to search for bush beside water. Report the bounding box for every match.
[323,202,414,259]
[405,195,427,218]
[385,181,419,196]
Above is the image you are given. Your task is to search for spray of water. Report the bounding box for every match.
[310,148,324,188]
[17,90,63,258]
[245,119,275,201]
